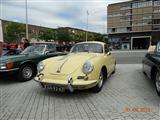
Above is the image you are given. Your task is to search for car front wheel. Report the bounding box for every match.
[18,64,35,82]
[155,70,160,96]
[92,70,104,93]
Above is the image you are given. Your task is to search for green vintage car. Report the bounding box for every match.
[0,44,66,81]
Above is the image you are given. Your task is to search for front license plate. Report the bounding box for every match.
[45,85,65,92]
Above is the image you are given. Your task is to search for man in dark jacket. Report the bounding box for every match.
[0,42,3,57]
[24,39,30,49]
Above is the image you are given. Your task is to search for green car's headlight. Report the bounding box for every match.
[0,63,7,69]
[82,61,94,75]
[37,62,45,73]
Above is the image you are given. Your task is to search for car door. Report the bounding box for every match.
[104,44,114,75]
[143,53,153,78]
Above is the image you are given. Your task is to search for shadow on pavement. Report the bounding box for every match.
[0,76,19,84]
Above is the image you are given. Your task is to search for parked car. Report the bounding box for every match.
[142,41,160,96]
[34,41,116,93]
[0,44,66,81]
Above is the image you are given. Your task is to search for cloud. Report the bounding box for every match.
[1,0,128,34]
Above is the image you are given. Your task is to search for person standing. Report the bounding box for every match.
[24,38,30,49]
[0,42,3,57]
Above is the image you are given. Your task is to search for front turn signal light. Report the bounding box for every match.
[6,62,14,69]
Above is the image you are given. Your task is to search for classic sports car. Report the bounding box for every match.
[0,44,66,81]
[142,41,160,96]
[35,41,116,92]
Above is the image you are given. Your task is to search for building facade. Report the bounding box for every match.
[107,0,160,50]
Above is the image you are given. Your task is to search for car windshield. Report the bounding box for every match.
[21,45,45,55]
[70,43,103,53]
[2,50,8,56]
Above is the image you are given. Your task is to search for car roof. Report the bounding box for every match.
[76,41,105,46]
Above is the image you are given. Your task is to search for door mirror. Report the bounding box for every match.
[45,51,49,55]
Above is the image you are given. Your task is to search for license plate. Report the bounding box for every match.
[45,85,65,92]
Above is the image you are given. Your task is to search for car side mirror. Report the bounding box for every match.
[45,51,49,55]
[106,52,111,56]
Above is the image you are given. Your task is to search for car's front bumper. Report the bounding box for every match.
[34,76,98,92]
[0,68,19,77]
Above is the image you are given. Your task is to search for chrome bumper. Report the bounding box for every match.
[0,68,19,72]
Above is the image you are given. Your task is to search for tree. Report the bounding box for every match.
[57,30,71,42]
[93,33,103,42]
[39,29,55,41]
[4,22,25,43]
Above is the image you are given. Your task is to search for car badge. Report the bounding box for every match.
[57,69,60,73]
[56,59,68,73]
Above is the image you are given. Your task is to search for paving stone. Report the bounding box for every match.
[0,64,159,120]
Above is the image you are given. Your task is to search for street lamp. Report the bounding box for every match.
[85,9,107,39]
[25,0,29,40]
[86,10,89,42]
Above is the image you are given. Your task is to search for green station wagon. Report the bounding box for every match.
[0,44,66,81]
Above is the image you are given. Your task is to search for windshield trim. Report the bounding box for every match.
[21,45,46,55]
[70,43,103,54]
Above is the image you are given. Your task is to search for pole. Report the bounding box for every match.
[25,0,29,40]
[86,10,89,42]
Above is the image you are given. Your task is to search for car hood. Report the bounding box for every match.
[0,54,38,63]
[45,53,98,75]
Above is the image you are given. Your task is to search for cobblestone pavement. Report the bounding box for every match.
[0,64,160,120]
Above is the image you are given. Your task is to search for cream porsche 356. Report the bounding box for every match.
[34,41,116,92]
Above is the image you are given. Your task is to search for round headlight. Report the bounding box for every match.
[37,62,45,73]
[82,61,94,74]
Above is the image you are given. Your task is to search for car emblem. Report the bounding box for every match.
[56,69,60,73]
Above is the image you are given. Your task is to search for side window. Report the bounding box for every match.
[47,44,56,53]
[8,51,16,55]
[104,44,109,53]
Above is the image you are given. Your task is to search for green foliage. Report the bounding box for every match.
[4,22,25,43]
[57,31,71,41]
[3,21,103,43]
[39,29,55,41]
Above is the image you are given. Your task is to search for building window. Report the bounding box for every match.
[143,14,152,19]
[120,3,131,10]
[153,13,160,18]
[132,1,152,8]
[154,7,160,13]
[143,19,152,25]
[112,28,116,33]
[153,19,160,24]
[153,25,160,30]
[154,0,160,6]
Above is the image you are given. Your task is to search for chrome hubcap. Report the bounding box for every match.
[22,67,32,79]
[156,72,160,92]
[98,72,103,88]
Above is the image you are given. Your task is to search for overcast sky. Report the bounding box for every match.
[1,0,128,34]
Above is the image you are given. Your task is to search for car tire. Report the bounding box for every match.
[142,63,146,75]
[92,70,105,93]
[155,70,160,96]
[18,64,35,82]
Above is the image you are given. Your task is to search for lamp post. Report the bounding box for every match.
[25,0,29,40]
[86,10,89,42]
